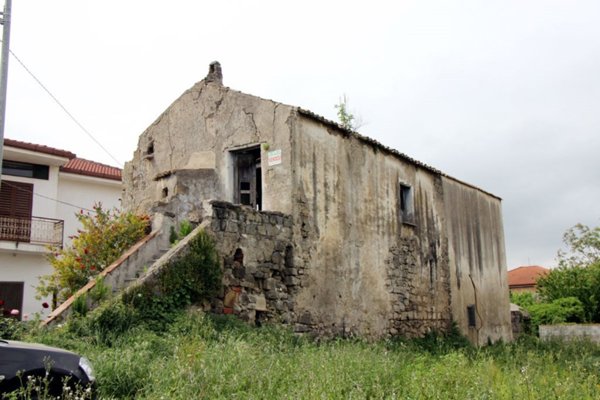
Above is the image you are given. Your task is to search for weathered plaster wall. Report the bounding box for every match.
[539,324,600,343]
[443,177,512,344]
[122,79,295,225]
[120,68,511,342]
[289,116,451,339]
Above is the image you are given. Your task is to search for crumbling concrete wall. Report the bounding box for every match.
[121,64,511,343]
[443,177,512,344]
[289,116,451,339]
[122,69,296,226]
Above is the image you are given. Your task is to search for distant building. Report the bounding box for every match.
[0,138,121,319]
[508,265,549,293]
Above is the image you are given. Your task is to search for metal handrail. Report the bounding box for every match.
[0,215,64,246]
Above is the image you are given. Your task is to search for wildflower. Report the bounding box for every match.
[90,265,96,271]
[42,302,49,309]
[10,309,19,316]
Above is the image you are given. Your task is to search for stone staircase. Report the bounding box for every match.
[43,229,171,326]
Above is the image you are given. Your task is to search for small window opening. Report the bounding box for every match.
[399,183,415,225]
[161,187,169,198]
[234,248,244,264]
[467,305,476,328]
[147,141,154,155]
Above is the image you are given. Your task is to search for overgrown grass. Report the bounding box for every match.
[20,312,600,399]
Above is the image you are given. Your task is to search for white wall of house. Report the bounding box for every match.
[58,173,122,247]
[1,163,65,319]
[1,146,122,320]
[0,252,52,320]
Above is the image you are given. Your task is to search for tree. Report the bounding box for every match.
[535,223,600,322]
[557,223,600,268]
[334,94,362,131]
[38,204,149,305]
[536,262,600,322]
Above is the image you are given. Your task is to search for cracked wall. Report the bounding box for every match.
[122,79,295,224]
[288,117,453,339]
[122,66,511,343]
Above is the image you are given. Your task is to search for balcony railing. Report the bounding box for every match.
[0,216,64,247]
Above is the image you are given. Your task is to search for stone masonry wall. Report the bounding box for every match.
[386,236,452,337]
[206,201,302,326]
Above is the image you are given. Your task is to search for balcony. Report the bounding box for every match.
[0,216,64,247]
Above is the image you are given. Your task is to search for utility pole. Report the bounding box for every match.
[0,0,11,185]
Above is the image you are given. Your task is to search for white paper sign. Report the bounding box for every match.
[268,149,282,166]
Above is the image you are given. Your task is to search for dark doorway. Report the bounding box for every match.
[232,147,262,210]
[0,282,24,320]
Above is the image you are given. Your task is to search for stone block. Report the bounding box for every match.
[266,290,278,300]
[264,278,276,291]
[254,294,268,311]
[285,276,300,286]
[271,251,283,265]
[294,324,311,333]
[267,224,281,236]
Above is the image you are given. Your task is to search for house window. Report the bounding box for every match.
[2,160,49,180]
[467,304,477,328]
[399,183,415,225]
[0,282,24,320]
[0,180,34,242]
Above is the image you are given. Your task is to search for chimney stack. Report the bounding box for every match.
[205,61,223,85]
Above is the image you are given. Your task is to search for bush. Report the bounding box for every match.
[38,204,149,304]
[510,291,537,308]
[528,297,585,328]
[0,317,24,340]
[537,262,600,322]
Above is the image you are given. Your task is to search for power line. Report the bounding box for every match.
[2,179,95,212]
[4,45,123,167]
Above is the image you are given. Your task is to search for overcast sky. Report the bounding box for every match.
[4,0,600,269]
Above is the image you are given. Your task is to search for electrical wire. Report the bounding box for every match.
[1,179,95,212]
[4,45,123,167]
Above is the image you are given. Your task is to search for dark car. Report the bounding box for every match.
[0,339,96,397]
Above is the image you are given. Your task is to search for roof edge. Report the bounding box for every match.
[296,108,501,200]
[4,138,76,159]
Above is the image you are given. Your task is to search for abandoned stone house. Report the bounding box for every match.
[122,62,512,344]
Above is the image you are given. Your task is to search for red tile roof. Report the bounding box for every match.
[508,266,550,287]
[4,138,121,181]
[60,158,122,181]
[4,138,76,159]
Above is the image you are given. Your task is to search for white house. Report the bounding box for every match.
[0,138,122,320]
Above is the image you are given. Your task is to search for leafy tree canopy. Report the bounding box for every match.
[557,223,600,268]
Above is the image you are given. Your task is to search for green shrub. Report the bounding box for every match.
[528,296,585,328]
[510,291,537,308]
[169,219,195,245]
[38,204,149,303]
[0,317,24,340]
